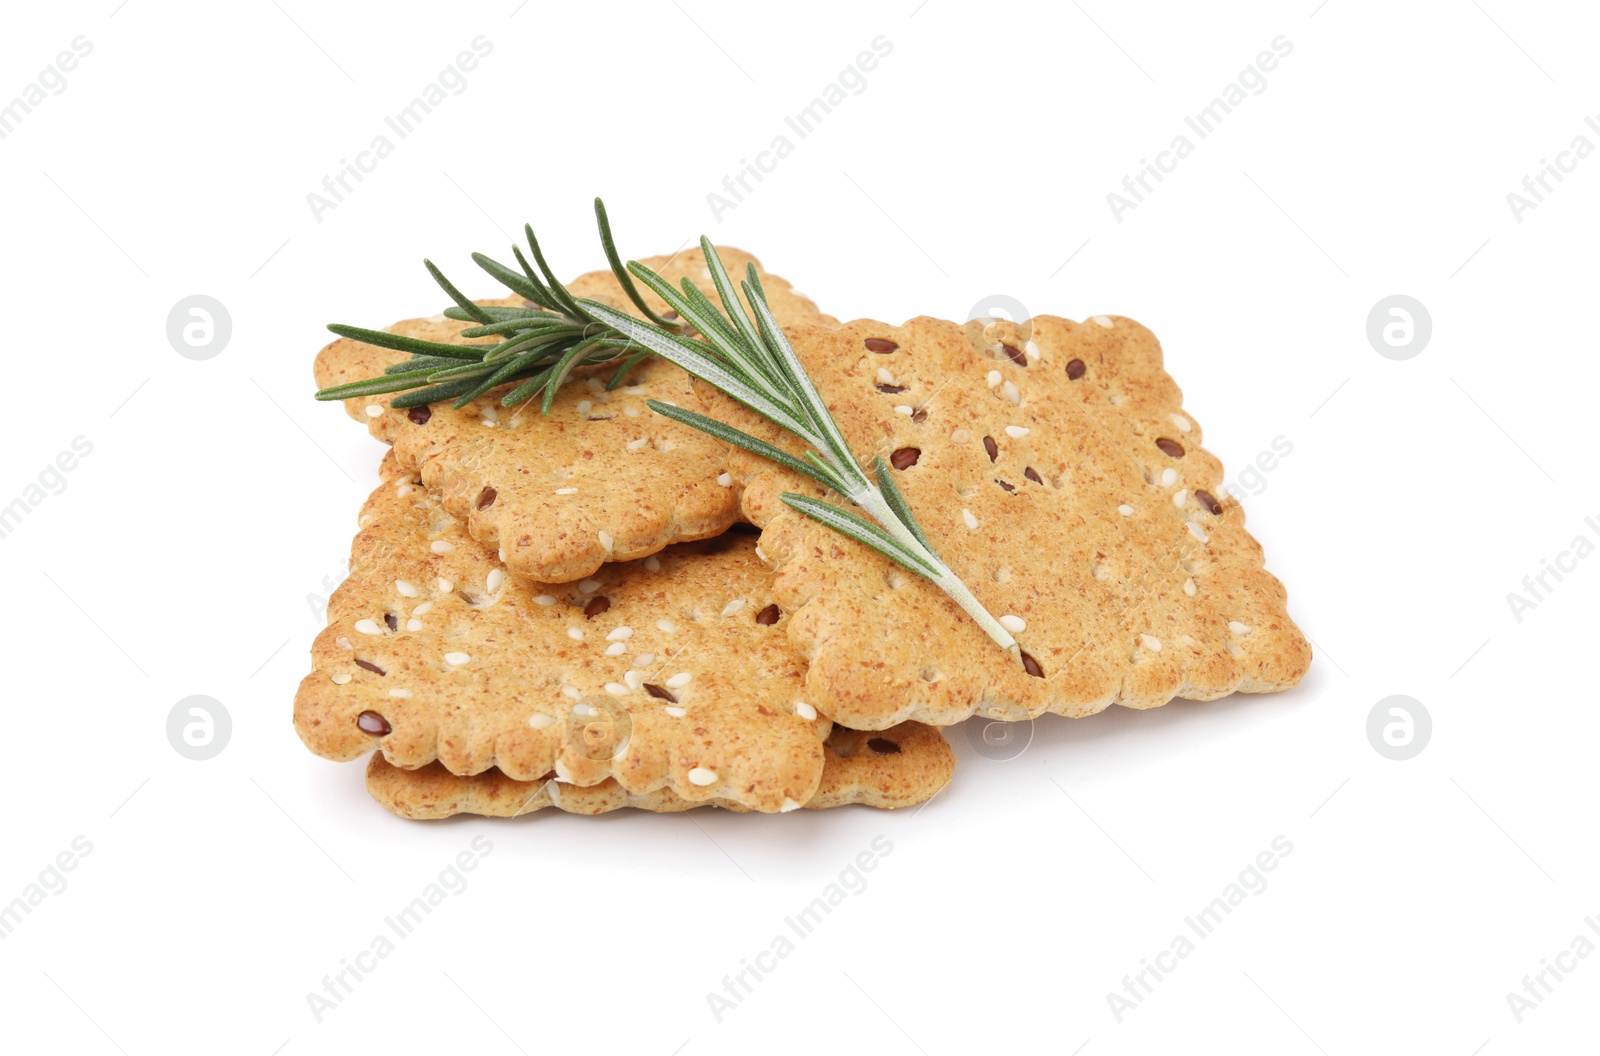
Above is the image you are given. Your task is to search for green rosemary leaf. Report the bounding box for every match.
[540,340,601,414]
[645,401,840,491]
[594,198,680,329]
[390,376,487,409]
[500,365,556,407]
[623,263,791,399]
[424,259,493,325]
[458,316,574,337]
[383,355,479,375]
[779,494,942,580]
[872,456,935,553]
[472,252,547,306]
[324,324,490,361]
[445,304,542,323]
[700,235,766,357]
[605,348,654,390]
[522,224,593,323]
[509,243,558,309]
[314,369,444,401]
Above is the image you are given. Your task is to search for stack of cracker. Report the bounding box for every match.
[296,247,1309,820]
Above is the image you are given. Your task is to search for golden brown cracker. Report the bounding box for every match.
[293,454,831,813]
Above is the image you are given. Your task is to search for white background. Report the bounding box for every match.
[2,1,1596,1052]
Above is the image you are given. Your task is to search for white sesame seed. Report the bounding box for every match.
[780,798,801,812]
[894,404,914,416]
[577,400,592,414]
[533,594,556,606]
[666,672,692,689]
[554,487,578,495]
[605,642,626,656]
[717,472,732,487]
[624,670,646,690]
[395,579,419,598]
[1001,381,1021,405]
[795,701,817,721]
[1161,468,1177,487]
[951,428,970,443]
[598,531,614,550]
[1229,621,1253,635]
[626,437,648,451]
[665,706,687,718]
[388,688,413,700]
[624,406,640,417]
[354,619,382,635]
[444,652,470,666]
[687,767,718,786]
[721,598,746,616]
[498,550,505,562]
[1173,489,1188,507]
[568,627,584,641]
[561,686,580,700]
[643,556,661,572]
[573,703,597,716]
[1139,634,1162,652]
[1169,413,1192,433]
[1024,340,1040,360]
[486,568,505,593]
[962,508,979,530]
[331,672,351,685]
[1118,504,1135,517]
[528,713,554,729]
[365,405,384,418]
[430,540,454,553]
[604,682,628,695]
[1188,522,1210,543]
[406,618,422,632]
[1184,577,1197,596]
[999,614,1027,634]
[437,578,453,593]
[755,546,767,562]
[396,485,413,497]
[553,760,574,783]
[633,653,655,668]
[986,370,1002,388]
[606,626,634,641]
[1093,315,1115,328]
[1005,425,1030,439]
[656,619,676,633]
[578,579,602,594]
[876,367,897,385]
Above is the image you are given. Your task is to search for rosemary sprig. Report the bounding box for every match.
[313,202,1018,654]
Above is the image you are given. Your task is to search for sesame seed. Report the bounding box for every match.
[365,405,384,418]
[952,428,970,443]
[626,437,648,451]
[666,672,692,689]
[498,550,505,562]
[1093,315,1115,328]
[1005,425,1030,439]
[598,531,614,550]
[894,404,914,416]
[578,579,602,594]
[1139,634,1161,652]
[555,487,578,495]
[1187,522,1210,543]
[633,653,655,668]
[962,509,979,530]
[437,579,453,593]
[406,618,422,632]
[533,594,556,606]
[561,686,580,700]
[643,556,661,572]
[1024,340,1040,360]
[624,670,646,690]
[656,619,676,633]
[354,619,382,635]
[444,652,470,665]
[1161,468,1177,487]
[1173,489,1188,507]
[1118,504,1134,517]
[1184,578,1197,596]
[721,598,746,616]
[999,614,1027,634]
[605,642,626,656]
[430,540,454,553]
[755,546,768,562]
[1169,413,1192,433]
[624,406,640,417]
[986,370,1002,388]
[528,713,554,729]
[389,688,413,698]
[577,400,592,414]
[553,760,574,783]
[568,627,584,641]
[1001,381,1021,405]
[795,701,817,721]
[780,798,801,812]
[687,767,718,786]
[605,682,628,695]
[486,568,504,593]
[877,367,897,385]
[665,706,687,718]
[717,472,732,487]
[395,579,419,597]
[1229,621,1253,635]
[573,703,597,716]
[606,626,634,641]
[331,672,351,685]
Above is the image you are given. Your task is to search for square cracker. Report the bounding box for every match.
[700,314,1311,731]
[293,453,832,814]
[312,247,835,583]
[364,722,954,819]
